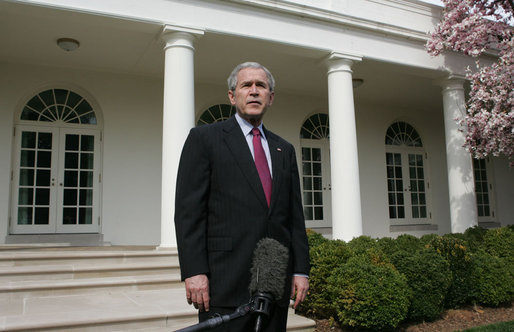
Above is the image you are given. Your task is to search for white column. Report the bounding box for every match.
[160,25,204,248]
[327,52,363,242]
[441,76,478,233]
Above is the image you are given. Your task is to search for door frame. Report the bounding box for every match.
[10,125,102,234]
[301,138,332,228]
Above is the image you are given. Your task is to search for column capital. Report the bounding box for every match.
[161,24,205,50]
[438,74,467,92]
[326,51,362,74]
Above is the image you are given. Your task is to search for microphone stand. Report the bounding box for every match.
[175,302,252,332]
[175,293,273,332]
[252,292,273,332]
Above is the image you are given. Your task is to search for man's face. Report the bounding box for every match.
[228,67,274,125]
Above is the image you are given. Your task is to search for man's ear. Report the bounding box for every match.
[268,91,275,106]
[228,90,236,105]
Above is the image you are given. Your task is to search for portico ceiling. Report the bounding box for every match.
[0,1,445,110]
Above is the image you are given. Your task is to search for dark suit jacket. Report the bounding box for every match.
[175,116,310,307]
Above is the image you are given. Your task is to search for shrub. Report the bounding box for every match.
[347,235,378,255]
[391,249,452,321]
[426,235,472,308]
[482,227,514,263]
[469,250,514,306]
[463,226,488,253]
[305,228,329,249]
[299,239,353,318]
[327,252,410,330]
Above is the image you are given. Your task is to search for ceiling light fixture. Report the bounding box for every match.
[57,38,80,52]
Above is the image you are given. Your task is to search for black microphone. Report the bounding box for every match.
[248,238,289,332]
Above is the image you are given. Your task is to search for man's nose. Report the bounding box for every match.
[249,84,259,94]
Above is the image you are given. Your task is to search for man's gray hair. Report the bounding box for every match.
[227,62,275,92]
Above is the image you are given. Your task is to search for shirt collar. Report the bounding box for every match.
[235,113,266,139]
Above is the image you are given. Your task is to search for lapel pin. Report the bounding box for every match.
[277,148,282,152]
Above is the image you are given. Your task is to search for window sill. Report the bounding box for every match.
[390,224,438,232]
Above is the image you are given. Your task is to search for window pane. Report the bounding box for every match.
[398,206,405,218]
[35,188,50,205]
[397,193,404,205]
[38,133,52,149]
[79,208,93,224]
[395,166,402,178]
[302,163,312,176]
[314,192,323,205]
[303,177,312,190]
[80,189,93,205]
[81,135,95,151]
[313,177,322,190]
[80,171,93,187]
[389,206,396,218]
[37,151,51,168]
[34,207,49,224]
[65,152,79,169]
[395,180,403,191]
[19,169,34,186]
[66,135,79,151]
[412,207,419,218]
[22,132,36,148]
[313,163,322,176]
[18,188,33,205]
[64,189,77,206]
[36,170,51,186]
[80,153,94,169]
[302,148,311,161]
[18,207,33,224]
[21,150,35,167]
[64,171,78,187]
[312,149,321,161]
[314,207,323,220]
[388,193,395,205]
[420,206,427,218]
[303,192,313,205]
[63,208,77,224]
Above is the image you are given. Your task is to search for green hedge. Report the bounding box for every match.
[298,226,514,330]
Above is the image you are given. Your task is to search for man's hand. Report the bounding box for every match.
[185,274,210,312]
[290,275,309,309]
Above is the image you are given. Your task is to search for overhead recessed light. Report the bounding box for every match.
[57,38,80,52]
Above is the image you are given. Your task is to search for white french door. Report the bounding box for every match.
[385,148,430,224]
[12,126,100,234]
[301,140,332,228]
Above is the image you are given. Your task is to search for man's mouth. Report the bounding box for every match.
[247,100,262,105]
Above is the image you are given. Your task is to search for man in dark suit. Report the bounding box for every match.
[175,62,310,331]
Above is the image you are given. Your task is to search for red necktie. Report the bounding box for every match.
[252,128,272,206]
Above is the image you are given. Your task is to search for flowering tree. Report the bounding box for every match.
[426,0,513,165]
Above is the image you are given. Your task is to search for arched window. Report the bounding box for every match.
[300,113,329,139]
[385,121,430,224]
[385,121,422,147]
[197,104,235,126]
[300,113,331,228]
[21,89,97,125]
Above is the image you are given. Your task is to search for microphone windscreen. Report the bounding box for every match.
[249,238,289,300]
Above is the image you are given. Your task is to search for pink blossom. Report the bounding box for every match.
[427,0,514,166]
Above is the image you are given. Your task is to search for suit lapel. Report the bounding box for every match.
[222,117,269,208]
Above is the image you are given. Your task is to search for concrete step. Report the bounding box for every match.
[0,248,178,267]
[0,261,179,281]
[0,246,316,331]
[0,273,183,300]
[0,288,316,331]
